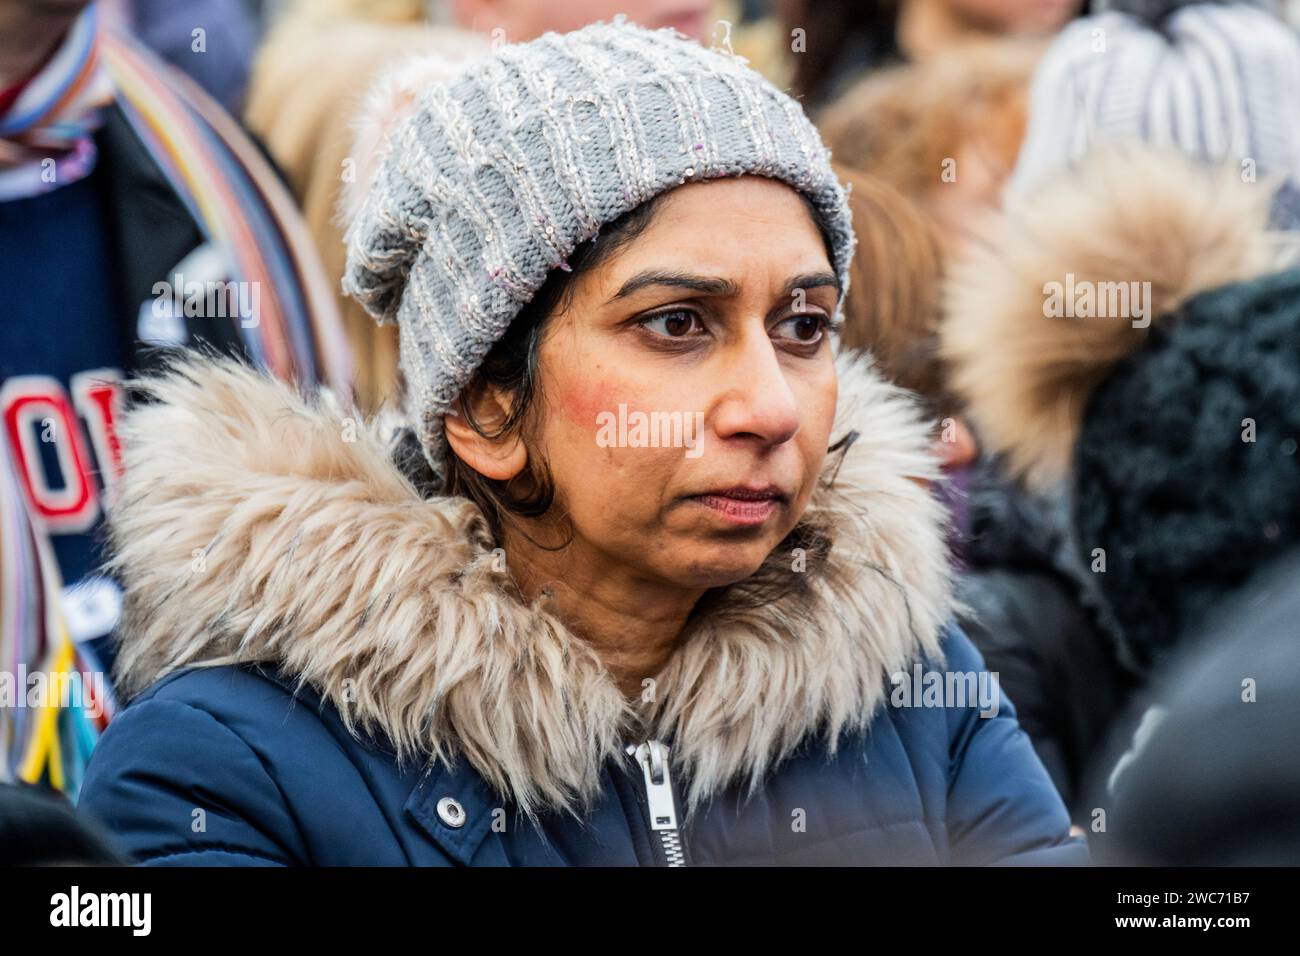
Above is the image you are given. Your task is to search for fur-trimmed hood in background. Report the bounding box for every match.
[103,351,952,817]
[942,145,1298,493]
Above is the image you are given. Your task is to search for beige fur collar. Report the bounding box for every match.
[941,146,1296,492]
[105,350,952,817]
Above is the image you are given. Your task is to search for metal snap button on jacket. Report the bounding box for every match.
[436,797,466,828]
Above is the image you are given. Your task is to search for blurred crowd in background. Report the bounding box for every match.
[3,0,1300,865]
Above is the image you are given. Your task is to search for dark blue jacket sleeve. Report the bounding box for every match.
[77,694,302,866]
[940,625,1091,865]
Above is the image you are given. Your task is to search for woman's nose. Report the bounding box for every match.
[710,334,801,447]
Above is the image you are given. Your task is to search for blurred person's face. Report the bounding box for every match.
[449,0,714,42]
[0,0,92,83]
[446,176,841,592]
[928,133,1012,251]
[926,82,1028,252]
[936,416,977,472]
[0,0,90,17]
[945,0,1080,35]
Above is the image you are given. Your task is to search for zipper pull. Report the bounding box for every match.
[627,740,686,866]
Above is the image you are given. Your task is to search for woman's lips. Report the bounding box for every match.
[686,487,786,527]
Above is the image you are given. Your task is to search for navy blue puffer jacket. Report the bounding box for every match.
[74,355,1087,866]
[79,626,1085,866]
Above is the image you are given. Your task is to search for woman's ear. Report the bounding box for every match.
[936,415,978,472]
[443,384,528,481]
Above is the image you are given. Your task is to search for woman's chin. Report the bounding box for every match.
[669,542,782,590]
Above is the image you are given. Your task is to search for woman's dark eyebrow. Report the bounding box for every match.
[610,270,739,301]
[781,272,841,299]
[609,269,840,303]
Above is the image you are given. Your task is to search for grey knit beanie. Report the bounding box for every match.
[343,19,855,474]
[1008,1,1300,227]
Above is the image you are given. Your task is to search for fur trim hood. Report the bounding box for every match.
[941,145,1298,492]
[104,352,952,817]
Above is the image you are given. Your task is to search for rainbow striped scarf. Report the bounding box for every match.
[2,6,353,797]
[0,6,115,199]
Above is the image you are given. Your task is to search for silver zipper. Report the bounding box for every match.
[627,740,686,867]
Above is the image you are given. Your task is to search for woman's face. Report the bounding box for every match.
[450,0,714,42]
[945,0,1081,35]
[524,176,840,591]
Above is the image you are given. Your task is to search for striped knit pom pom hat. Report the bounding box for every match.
[1007,0,1300,226]
[342,18,855,476]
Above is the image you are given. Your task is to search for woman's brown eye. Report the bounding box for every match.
[642,310,699,337]
[776,314,827,343]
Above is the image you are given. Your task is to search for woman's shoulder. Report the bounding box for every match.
[878,622,1008,726]
[76,665,318,864]
[133,661,317,714]
[888,620,1038,762]
[96,662,374,770]
[78,663,399,865]
[120,664,319,739]
[900,622,1088,864]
